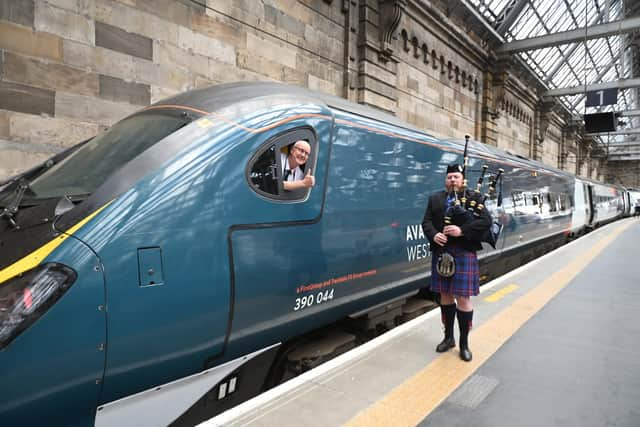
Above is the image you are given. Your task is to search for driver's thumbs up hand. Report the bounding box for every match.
[304,168,315,187]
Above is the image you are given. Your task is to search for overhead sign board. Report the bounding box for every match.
[585,88,618,107]
[583,112,616,133]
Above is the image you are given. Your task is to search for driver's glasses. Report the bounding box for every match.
[293,146,310,157]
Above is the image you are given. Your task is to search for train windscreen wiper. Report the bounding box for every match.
[0,179,31,229]
[53,193,90,217]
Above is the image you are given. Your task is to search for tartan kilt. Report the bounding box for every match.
[430,244,480,297]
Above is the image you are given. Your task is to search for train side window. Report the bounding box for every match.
[512,191,523,208]
[246,127,317,201]
[548,193,557,212]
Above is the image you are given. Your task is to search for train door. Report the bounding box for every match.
[226,115,334,352]
[586,184,595,226]
[624,191,631,216]
[571,179,588,235]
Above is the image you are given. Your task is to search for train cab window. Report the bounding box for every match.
[28,110,195,199]
[247,127,317,201]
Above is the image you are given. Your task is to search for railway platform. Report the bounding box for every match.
[202,217,640,427]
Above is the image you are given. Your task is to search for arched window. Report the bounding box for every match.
[247,127,317,201]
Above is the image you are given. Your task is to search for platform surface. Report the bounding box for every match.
[203,218,640,427]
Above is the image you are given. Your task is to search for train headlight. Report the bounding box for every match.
[0,263,77,350]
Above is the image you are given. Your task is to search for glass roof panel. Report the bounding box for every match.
[510,8,538,38]
[465,0,640,158]
[547,7,569,32]
[468,0,633,120]
[556,64,577,87]
[533,0,552,18]
[487,0,510,11]
[468,0,506,22]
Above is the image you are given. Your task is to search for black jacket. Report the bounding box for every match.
[421,190,492,252]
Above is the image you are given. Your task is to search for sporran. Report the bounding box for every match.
[436,252,456,278]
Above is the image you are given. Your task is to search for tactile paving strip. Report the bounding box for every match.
[446,374,499,409]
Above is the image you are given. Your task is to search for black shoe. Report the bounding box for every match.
[436,337,455,352]
[459,346,472,362]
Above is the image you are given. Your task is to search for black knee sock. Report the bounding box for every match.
[457,309,473,349]
[441,303,457,339]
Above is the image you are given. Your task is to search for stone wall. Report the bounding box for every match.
[494,96,533,157]
[0,0,618,182]
[0,0,348,180]
[565,151,578,174]
[540,123,561,170]
[606,161,640,188]
[392,4,483,138]
[579,156,590,178]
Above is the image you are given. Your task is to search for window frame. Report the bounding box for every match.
[245,126,318,202]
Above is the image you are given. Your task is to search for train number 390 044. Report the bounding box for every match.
[294,289,335,311]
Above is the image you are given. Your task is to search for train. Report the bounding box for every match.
[629,188,640,216]
[0,82,632,426]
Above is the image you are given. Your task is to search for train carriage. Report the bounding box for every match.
[0,82,625,426]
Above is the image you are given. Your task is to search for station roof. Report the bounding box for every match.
[466,0,640,159]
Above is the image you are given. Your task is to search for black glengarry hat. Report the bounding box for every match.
[446,163,464,175]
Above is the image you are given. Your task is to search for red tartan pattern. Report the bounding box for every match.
[430,245,480,296]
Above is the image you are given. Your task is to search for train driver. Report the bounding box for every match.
[281,140,315,191]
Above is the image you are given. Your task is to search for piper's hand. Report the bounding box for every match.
[434,232,448,246]
[302,168,315,188]
[443,225,463,237]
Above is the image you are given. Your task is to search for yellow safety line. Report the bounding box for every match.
[344,221,633,427]
[0,202,112,285]
[484,284,519,302]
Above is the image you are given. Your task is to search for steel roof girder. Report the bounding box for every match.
[497,15,640,53]
[586,127,640,136]
[569,60,619,107]
[494,0,529,36]
[606,154,640,160]
[619,109,640,116]
[547,77,640,97]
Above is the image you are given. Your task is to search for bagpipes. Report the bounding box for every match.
[443,135,504,249]
[437,135,504,278]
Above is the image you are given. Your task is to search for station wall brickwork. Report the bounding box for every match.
[0,0,347,179]
[541,125,561,171]
[606,161,640,188]
[0,0,614,183]
[494,97,532,157]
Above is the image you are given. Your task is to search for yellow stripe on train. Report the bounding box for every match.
[0,202,111,285]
